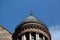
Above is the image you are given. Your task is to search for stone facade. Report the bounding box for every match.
[0,25,12,40]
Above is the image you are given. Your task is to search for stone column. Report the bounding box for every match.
[22,35,26,40]
[36,33,39,40]
[29,33,32,40]
[17,39,19,40]
[39,38,42,40]
[43,36,45,40]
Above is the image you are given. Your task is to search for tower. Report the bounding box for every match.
[12,12,51,40]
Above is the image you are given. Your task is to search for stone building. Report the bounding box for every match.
[0,12,51,40]
[0,25,12,40]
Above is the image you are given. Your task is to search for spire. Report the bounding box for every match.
[30,10,33,15]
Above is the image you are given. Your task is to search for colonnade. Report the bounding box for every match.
[18,33,46,40]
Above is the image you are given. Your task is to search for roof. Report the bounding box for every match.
[23,15,40,23]
[18,11,48,30]
[22,11,41,23]
[17,12,44,28]
[21,11,43,25]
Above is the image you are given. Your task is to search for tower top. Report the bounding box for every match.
[12,11,51,40]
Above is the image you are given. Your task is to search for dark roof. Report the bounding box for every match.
[22,11,42,23]
[23,15,40,23]
[22,15,48,28]
[17,11,48,30]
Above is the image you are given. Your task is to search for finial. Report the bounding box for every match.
[30,10,32,15]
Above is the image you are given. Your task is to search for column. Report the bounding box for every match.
[29,33,32,40]
[17,39,19,40]
[43,36,45,40]
[39,37,42,40]
[22,35,26,40]
[36,33,39,40]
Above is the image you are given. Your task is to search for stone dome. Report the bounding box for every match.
[20,12,46,27]
[23,15,39,23]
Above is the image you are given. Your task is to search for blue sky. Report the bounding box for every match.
[0,0,60,40]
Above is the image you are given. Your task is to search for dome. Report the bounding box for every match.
[22,11,42,24]
[20,11,47,28]
[23,15,40,23]
[12,11,51,40]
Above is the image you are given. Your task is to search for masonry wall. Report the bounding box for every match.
[0,26,12,40]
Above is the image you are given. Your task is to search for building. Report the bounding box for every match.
[12,12,51,40]
[0,25,12,40]
[0,12,51,40]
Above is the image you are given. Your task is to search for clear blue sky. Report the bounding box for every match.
[0,0,60,32]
